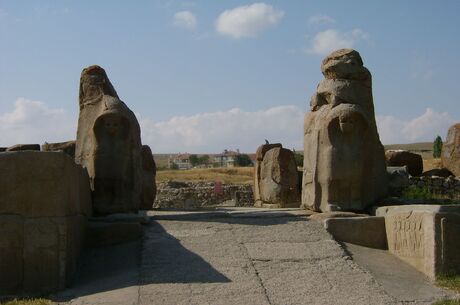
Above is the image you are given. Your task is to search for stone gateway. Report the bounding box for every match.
[302,49,387,212]
[75,65,143,215]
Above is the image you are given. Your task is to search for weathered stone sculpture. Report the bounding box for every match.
[302,49,387,212]
[442,123,460,177]
[254,143,300,208]
[140,145,157,210]
[75,65,142,215]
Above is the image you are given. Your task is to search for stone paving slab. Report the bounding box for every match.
[54,208,455,305]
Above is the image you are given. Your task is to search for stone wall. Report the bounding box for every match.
[0,151,91,295]
[376,205,460,279]
[154,181,254,209]
[408,176,460,200]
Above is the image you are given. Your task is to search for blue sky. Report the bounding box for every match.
[1,1,459,152]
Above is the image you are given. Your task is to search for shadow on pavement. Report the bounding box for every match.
[140,220,231,284]
[53,219,230,302]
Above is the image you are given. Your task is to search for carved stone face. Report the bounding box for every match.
[103,116,121,135]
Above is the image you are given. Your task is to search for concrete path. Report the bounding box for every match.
[55,208,454,305]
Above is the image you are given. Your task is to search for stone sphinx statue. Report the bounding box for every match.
[302,49,387,212]
[254,143,300,208]
[75,65,143,215]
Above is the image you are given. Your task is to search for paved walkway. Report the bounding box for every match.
[55,208,455,305]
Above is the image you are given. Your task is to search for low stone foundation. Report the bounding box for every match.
[154,181,254,209]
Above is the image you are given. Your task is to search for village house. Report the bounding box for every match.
[213,149,240,167]
[168,153,192,170]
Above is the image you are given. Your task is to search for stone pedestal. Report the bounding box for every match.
[0,152,91,295]
[376,205,460,279]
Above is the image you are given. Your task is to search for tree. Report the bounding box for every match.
[433,135,443,158]
[235,154,253,167]
[294,153,304,167]
[189,154,200,167]
[199,155,209,165]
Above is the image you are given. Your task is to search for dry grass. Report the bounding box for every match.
[1,299,52,305]
[423,158,442,171]
[156,167,254,185]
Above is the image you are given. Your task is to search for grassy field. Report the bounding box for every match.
[156,167,254,185]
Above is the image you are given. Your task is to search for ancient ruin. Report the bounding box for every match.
[302,49,388,212]
[42,140,76,158]
[442,123,460,177]
[254,143,300,208]
[385,150,423,176]
[0,151,91,294]
[75,65,143,215]
[376,205,460,279]
[141,145,157,210]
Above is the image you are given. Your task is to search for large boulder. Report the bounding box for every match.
[385,150,423,176]
[6,144,40,151]
[302,49,388,212]
[442,123,460,177]
[42,140,76,158]
[140,145,157,210]
[421,168,454,178]
[75,65,143,215]
[254,143,300,208]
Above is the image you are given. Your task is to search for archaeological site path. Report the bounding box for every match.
[54,208,454,305]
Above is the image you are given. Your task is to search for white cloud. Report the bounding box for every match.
[308,14,335,26]
[0,98,76,147]
[139,106,303,153]
[377,108,456,144]
[307,28,368,56]
[173,11,197,30]
[215,3,284,39]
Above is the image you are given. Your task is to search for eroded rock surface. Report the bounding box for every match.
[140,145,157,210]
[442,123,460,177]
[254,143,300,208]
[75,65,142,215]
[385,150,423,176]
[302,49,387,212]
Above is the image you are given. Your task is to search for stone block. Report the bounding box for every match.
[0,216,24,294]
[86,221,142,248]
[377,205,460,279]
[6,144,40,151]
[0,152,91,295]
[324,216,387,249]
[41,140,76,158]
[0,151,92,217]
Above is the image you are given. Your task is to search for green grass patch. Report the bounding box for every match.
[401,186,460,203]
[432,299,460,305]
[436,274,460,293]
[0,299,52,305]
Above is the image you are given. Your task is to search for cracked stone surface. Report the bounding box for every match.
[54,208,455,305]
